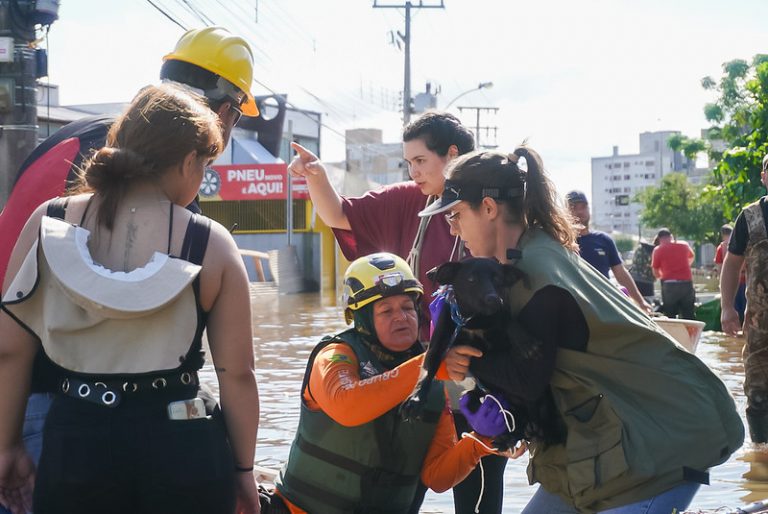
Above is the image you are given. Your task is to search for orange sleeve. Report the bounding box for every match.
[435,360,451,381]
[419,408,498,493]
[303,342,424,427]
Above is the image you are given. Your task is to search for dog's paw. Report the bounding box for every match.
[492,433,523,453]
[399,397,425,421]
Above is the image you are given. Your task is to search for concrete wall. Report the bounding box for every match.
[234,232,320,290]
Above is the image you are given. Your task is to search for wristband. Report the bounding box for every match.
[235,465,254,473]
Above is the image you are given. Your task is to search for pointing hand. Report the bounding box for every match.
[288,142,326,178]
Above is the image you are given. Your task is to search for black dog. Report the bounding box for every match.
[400,258,545,449]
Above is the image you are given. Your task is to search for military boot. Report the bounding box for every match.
[747,409,768,443]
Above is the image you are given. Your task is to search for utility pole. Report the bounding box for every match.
[458,106,499,149]
[373,0,444,126]
[0,1,57,207]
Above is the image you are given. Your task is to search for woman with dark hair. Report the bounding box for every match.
[417,148,744,514]
[0,84,261,514]
[289,111,510,514]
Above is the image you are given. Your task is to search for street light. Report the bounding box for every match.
[445,81,493,109]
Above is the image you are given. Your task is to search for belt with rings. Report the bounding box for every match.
[60,371,199,408]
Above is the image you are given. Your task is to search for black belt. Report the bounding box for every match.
[60,371,199,408]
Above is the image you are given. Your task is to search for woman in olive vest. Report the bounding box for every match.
[274,252,524,514]
[0,84,260,514]
[416,149,744,514]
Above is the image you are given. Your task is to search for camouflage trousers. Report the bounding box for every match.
[743,240,768,413]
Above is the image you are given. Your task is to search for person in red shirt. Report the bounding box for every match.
[651,228,696,319]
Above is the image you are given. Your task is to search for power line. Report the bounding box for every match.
[146,0,188,30]
[179,0,214,26]
[147,0,403,159]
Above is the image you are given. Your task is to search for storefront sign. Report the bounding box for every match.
[199,163,308,201]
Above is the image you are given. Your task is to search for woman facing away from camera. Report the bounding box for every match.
[0,84,260,514]
[417,148,744,514]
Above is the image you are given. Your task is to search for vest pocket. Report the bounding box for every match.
[562,393,629,496]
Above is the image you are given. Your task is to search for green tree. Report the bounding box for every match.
[699,55,768,220]
[637,173,725,245]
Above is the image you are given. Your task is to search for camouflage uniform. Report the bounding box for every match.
[742,200,768,430]
[630,243,655,297]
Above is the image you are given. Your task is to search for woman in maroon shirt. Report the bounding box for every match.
[288,112,510,514]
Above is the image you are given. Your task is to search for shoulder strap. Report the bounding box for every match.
[179,213,211,265]
[45,197,70,220]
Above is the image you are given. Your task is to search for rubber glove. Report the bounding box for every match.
[428,288,449,338]
[458,391,511,438]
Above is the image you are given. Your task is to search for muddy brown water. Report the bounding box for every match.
[198,291,767,513]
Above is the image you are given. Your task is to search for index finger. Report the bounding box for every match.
[290,141,317,161]
[451,345,483,358]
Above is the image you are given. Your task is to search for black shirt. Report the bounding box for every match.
[729,197,768,256]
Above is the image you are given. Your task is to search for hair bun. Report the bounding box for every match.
[85,147,152,187]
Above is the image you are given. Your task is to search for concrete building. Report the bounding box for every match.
[344,128,405,185]
[591,130,687,236]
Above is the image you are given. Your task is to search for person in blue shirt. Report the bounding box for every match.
[566,191,651,313]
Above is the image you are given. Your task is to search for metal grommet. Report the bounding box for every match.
[101,391,116,406]
[61,379,69,393]
[122,382,138,393]
[152,378,167,389]
[180,372,192,385]
[95,382,107,388]
[78,384,90,398]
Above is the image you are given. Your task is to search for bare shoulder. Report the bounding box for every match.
[204,218,240,256]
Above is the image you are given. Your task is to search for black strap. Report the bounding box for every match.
[167,202,174,254]
[79,194,94,226]
[295,434,370,476]
[46,197,70,220]
[179,213,211,265]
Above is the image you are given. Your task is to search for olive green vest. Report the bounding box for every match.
[507,229,744,513]
[276,329,445,514]
[743,198,768,316]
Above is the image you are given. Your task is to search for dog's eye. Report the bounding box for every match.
[467,275,475,282]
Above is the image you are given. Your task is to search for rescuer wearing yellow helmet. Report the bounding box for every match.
[268,253,524,514]
[161,26,259,144]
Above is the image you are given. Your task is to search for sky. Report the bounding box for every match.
[44,0,768,196]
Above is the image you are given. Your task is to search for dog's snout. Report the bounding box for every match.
[484,294,503,312]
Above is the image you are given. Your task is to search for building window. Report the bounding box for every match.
[623,174,630,180]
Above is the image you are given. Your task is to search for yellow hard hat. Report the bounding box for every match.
[164,27,259,116]
[342,253,423,324]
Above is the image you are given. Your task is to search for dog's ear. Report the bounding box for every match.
[502,264,528,287]
[433,262,462,285]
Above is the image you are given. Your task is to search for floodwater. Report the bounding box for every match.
[199,290,768,513]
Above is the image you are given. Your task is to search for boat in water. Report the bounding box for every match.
[655,317,706,354]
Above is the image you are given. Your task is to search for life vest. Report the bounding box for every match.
[1,202,210,378]
[743,198,768,321]
[276,329,445,514]
[505,229,743,513]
